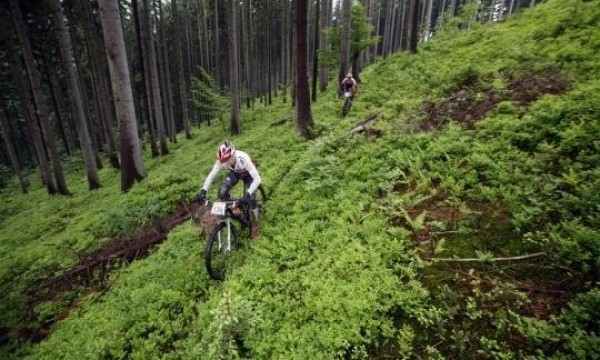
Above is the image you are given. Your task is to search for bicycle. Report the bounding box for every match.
[341,91,353,117]
[201,185,267,281]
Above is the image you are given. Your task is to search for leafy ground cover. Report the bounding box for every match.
[1,0,599,358]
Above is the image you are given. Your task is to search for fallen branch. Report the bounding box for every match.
[425,252,545,262]
[347,113,379,135]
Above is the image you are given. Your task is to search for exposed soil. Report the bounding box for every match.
[418,68,570,131]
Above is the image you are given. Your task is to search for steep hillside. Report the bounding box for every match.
[2,0,599,358]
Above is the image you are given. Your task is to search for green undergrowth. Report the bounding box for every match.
[2,0,599,358]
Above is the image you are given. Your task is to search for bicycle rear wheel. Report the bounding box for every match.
[205,221,240,280]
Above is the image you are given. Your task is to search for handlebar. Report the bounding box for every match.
[199,199,240,208]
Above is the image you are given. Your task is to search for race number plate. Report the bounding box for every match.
[211,202,226,215]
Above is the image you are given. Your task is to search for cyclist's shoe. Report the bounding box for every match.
[251,223,260,239]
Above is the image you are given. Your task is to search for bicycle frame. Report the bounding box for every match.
[200,185,267,280]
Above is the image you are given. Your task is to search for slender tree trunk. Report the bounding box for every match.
[157,0,177,142]
[132,0,158,157]
[173,0,191,138]
[63,1,103,170]
[295,0,314,139]
[51,0,101,190]
[311,0,320,102]
[383,0,394,57]
[319,0,330,92]
[398,0,408,50]
[241,0,252,108]
[0,89,28,193]
[83,0,120,169]
[199,0,210,72]
[10,0,69,195]
[98,0,147,191]
[281,0,289,103]
[424,0,433,40]
[267,1,273,105]
[43,55,72,156]
[408,0,420,54]
[228,0,241,134]
[375,0,382,57]
[143,0,168,155]
[391,0,401,52]
[2,21,52,189]
[338,0,352,85]
[291,0,297,107]
[213,0,221,88]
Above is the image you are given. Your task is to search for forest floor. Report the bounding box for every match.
[15,69,574,345]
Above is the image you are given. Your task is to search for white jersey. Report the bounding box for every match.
[201,150,262,195]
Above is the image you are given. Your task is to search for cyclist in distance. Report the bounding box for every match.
[197,140,262,239]
[339,72,359,100]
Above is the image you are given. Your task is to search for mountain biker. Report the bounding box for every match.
[339,73,359,100]
[197,140,262,239]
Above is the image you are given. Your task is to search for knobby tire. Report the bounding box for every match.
[342,98,352,117]
[205,221,240,280]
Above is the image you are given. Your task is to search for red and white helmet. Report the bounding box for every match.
[216,140,235,163]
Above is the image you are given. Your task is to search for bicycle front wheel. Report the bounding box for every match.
[205,221,240,280]
[342,99,352,117]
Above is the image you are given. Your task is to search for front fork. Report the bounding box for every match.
[217,218,232,252]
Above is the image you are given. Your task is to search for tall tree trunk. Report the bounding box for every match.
[173,0,191,138]
[213,0,221,89]
[132,0,158,156]
[82,1,121,169]
[338,0,352,85]
[82,0,120,169]
[267,1,273,105]
[397,0,408,51]
[63,2,104,170]
[374,0,383,57]
[424,0,433,41]
[383,0,394,57]
[295,0,314,139]
[408,0,420,54]
[43,55,72,156]
[157,0,177,143]
[0,90,28,193]
[199,0,210,72]
[10,0,69,195]
[51,0,101,190]
[319,0,330,92]
[98,0,147,191]
[291,0,297,107]
[241,0,252,108]
[2,21,53,190]
[228,0,241,135]
[281,0,289,103]
[311,0,320,101]
[143,0,168,155]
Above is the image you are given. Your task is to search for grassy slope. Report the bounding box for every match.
[2,0,599,358]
